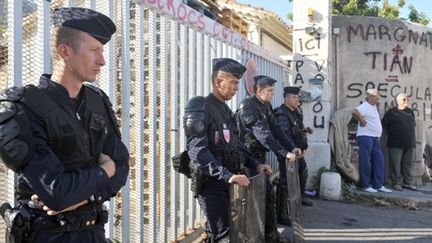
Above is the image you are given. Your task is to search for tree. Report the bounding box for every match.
[331,0,430,25]
[288,0,430,25]
[407,5,430,25]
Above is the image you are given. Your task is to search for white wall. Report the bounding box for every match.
[292,0,332,188]
[261,32,291,57]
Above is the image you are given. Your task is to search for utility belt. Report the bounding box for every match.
[0,201,109,243]
[31,203,109,233]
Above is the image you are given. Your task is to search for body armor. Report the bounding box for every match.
[0,84,115,173]
[185,96,243,174]
[274,105,308,150]
[236,96,272,158]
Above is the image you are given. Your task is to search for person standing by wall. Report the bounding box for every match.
[236,75,299,242]
[351,89,392,193]
[0,7,129,242]
[184,58,272,243]
[382,93,417,191]
[274,86,314,220]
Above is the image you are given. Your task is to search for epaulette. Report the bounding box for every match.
[0,86,24,101]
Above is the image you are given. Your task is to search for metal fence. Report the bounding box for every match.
[0,0,289,242]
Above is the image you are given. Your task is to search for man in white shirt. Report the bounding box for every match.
[351,89,392,193]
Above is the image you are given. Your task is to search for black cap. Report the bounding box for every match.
[212,58,246,79]
[53,7,116,45]
[254,75,277,86]
[284,86,301,95]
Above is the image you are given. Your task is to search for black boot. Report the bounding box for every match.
[277,215,292,227]
[265,228,281,243]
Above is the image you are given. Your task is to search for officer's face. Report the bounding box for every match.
[285,94,299,109]
[215,73,239,101]
[66,32,106,83]
[256,85,274,103]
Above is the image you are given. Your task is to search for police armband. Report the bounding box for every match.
[184,96,206,137]
[238,102,258,127]
[0,88,35,173]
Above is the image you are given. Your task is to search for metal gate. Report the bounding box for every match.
[0,0,289,242]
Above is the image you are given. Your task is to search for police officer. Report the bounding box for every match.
[185,58,272,242]
[274,86,314,208]
[0,7,129,242]
[236,75,299,242]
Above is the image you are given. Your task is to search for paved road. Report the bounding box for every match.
[302,199,432,243]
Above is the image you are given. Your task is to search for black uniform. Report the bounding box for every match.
[0,8,128,242]
[236,92,295,239]
[274,104,309,198]
[237,95,295,161]
[185,94,260,242]
[0,75,129,242]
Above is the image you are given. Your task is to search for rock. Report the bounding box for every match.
[319,172,342,200]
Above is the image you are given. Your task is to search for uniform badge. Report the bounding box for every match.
[223,124,230,143]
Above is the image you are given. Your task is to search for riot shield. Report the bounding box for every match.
[230,172,266,242]
[286,159,305,242]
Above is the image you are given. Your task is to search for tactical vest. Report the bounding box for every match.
[238,97,271,158]
[1,84,114,172]
[205,97,243,174]
[275,106,308,150]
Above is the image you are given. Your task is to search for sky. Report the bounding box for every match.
[235,0,432,27]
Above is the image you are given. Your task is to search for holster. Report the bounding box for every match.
[190,169,208,197]
[171,150,192,178]
[0,203,34,243]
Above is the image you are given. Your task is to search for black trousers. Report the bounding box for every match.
[298,157,308,195]
[276,157,308,218]
[197,178,230,242]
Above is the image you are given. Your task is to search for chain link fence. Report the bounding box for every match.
[0,0,289,242]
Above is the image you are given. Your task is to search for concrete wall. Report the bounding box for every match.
[293,0,332,188]
[261,32,291,57]
[333,16,430,185]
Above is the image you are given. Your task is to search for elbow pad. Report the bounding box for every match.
[184,96,206,137]
[0,88,35,173]
[237,101,258,128]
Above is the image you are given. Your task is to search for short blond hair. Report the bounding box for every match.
[50,26,82,61]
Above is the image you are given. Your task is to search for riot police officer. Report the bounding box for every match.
[274,86,314,209]
[185,58,272,242]
[236,75,299,242]
[0,7,129,242]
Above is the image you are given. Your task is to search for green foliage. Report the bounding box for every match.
[287,13,293,21]
[332,0,379,16]
[407,5,430,25]
[287,0,430,26]
[332,0,429,25]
